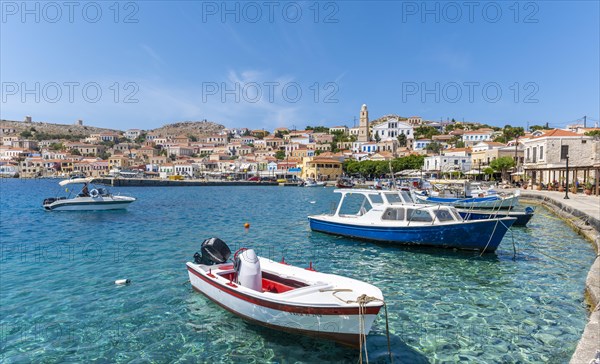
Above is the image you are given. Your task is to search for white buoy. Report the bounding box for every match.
[115,279,130,285]
[309,201,316,204]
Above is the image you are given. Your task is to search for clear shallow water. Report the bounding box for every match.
[0,179,594,363]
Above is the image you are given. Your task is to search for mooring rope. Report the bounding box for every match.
[321,289,393,364]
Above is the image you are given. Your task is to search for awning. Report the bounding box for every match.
[59,177,95,186]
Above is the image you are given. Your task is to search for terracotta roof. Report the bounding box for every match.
[533,129,581,138]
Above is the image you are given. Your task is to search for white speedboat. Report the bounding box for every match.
[187,238,384,347]
[304,178,326,187]
[308,189,516,252]
[42,177,136,211]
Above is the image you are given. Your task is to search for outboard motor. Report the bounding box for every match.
[234,249,262,292]
[194,238,231,265]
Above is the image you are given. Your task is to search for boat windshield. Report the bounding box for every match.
[399,191,413,203]
[338,194,374,216]
[384,193,403,205]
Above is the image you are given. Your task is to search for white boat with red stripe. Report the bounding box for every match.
[186,238,384,347]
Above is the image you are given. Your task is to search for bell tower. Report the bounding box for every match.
[358,104,369,142]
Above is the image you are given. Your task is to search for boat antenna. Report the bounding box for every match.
[389,161,397,190]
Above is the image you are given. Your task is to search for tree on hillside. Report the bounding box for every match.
[414,126,440,139]
[426,142,442,155]
[275,150,286,160]
[305,126,329,133]
[374,131,381,143]
[20,130,33,138]
[530,124,551,132]
[49,142,64,151]
[490,156,515,182]
[494,125,525,143]
[397,133,407,147]
[71,149,81,156]
[584,130,600,138]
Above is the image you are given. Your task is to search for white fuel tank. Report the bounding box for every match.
[236,249,262,291]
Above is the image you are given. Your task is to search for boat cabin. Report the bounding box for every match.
[331,189,463,224]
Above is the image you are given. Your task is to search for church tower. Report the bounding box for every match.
[358,104,369,142]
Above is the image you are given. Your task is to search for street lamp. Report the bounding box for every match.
[564,154,569,199]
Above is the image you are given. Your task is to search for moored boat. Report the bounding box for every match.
[42,177,136,211]
[187,238,384,347]
[308,189,516,252]
[336,177,354,189]
[411,189,520,209]
[457,206,535,226]
[304,178,327,187]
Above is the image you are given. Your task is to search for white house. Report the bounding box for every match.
[423,155,472,173]
[371,118,413,141]
[462,129,495,146]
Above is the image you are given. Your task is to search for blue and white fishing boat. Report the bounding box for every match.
[411,189,520,209]
[308,189,516,253]
[457,206,535,226]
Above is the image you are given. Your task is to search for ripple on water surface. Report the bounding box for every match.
[0,180,594,363]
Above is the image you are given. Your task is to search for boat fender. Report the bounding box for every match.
[525,206,534,214]
[235,249,262,291]
[90,189,99,198]
[115,279,130,285]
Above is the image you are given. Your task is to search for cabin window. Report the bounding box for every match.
[384,193,403,204]
[368,194,384,205]
[399,191,414,203]
[382,208,405,221]
[434,209,455,222]
[406,208,433,222]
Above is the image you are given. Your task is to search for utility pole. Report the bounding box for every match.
[564,154,570,199]
[583,115,587,128]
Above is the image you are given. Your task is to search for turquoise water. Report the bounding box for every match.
[0,179,595,363]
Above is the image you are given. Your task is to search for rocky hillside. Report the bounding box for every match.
[0,119,119,136]
[0,119,225,138]
[149,121,225,137]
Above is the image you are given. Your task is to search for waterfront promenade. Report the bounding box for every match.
[518,190,599,364]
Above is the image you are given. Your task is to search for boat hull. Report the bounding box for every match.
[44,197,135,211]
[308,216,515,252]
[187,265,379,347]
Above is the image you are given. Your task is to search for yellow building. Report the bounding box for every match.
[301,157,343,181]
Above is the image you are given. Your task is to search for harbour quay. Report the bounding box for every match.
[519,189,600,363]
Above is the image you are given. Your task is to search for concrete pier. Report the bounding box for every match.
[94,178,279,187]
[518,190,599,363]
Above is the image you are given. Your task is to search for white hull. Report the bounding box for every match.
[187,258,382,347]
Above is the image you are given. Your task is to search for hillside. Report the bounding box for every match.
[0,119,225,138]
[149,121,225,137]
[0,119,119,136]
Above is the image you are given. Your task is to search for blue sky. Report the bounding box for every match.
[1,1,599,131]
